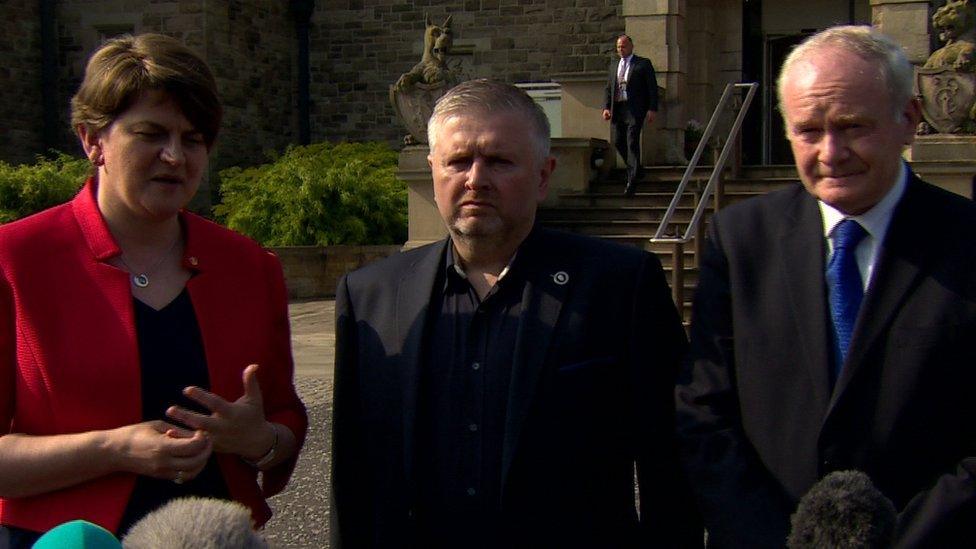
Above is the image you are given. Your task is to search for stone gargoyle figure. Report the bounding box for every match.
[925,0,976,72]
[917,0,976,134]
[390,14,461,144]
[393,14,456,92]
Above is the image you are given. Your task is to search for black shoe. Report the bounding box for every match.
[624,182,636,196]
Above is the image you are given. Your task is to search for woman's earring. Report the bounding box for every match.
[90,151,104,166]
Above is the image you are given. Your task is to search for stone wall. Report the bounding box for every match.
[272,244,402,299]
[310,0,625,145]
[0,1,298,179]
[200,1,298,173]
[0,0,44,166]
[2,0,624,168]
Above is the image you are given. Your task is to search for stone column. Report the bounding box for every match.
[622,0,687,165]
[399,145,447,250]
[870,0,932,64]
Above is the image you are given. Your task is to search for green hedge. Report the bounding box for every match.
[215,142,407,246]
[0,154,89,224]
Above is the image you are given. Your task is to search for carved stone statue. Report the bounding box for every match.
[390,14,461,144]
[917,0,976,134]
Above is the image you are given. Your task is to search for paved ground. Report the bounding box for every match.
[262,299,335,548]
[287,299,336,381]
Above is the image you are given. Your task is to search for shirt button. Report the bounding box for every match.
[466,487,476,496]
[468,423,478,432]
[471,362,481,370]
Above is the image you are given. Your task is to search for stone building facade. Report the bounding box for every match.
[0,1,950,169]
[2,0,46,165]
[1,0,299,175]
[0,0,625,170]
[311,0,623,144]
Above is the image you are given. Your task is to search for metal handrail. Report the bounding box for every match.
[652,82,758,242]
[650,82,758,313]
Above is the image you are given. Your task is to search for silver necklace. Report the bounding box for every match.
[118,236,182,288]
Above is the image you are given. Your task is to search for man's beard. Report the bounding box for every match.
[447,213,510,246]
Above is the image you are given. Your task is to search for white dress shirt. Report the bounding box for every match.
[616,55,633,101]
[818,163,908,291]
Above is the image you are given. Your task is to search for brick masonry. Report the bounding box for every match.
[310,0,624,145]
[273,244,401,299]
[3,1,298,179]
[0,0,44,166]
[1,0,624,170]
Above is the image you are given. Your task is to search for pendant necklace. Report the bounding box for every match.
[118,235,182,288]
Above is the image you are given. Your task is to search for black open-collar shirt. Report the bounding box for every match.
[414,238,529,549]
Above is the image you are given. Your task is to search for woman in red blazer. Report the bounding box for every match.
[0,34,307,546]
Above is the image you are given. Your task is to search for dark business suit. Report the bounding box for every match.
[675,172,976,548]
[605,55,659,187]
[331,227,700,548]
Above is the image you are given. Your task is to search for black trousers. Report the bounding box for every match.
[611,101,644,185]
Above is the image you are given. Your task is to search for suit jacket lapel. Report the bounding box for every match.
[395,239,447,490]
[501,231,570,489]
[780,192,834,411]
[832,175,926,398]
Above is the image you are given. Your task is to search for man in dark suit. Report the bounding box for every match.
[331,79,700,548]
[675,26,976,547]
[603,34,659,196]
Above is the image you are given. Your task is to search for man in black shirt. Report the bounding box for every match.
[331,79,699,548]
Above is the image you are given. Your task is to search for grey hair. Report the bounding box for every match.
[427,78,551,160]
[122,497,268,549]
[776,25,915,122]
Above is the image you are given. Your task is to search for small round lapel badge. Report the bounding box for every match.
[552,271,569,285]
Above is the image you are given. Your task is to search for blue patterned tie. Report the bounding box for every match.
[827,219,868,380]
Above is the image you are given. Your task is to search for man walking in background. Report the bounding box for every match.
[603,34,659,196]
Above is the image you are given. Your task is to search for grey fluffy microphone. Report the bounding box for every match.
[787,470,897,549]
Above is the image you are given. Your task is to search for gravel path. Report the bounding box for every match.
[262,375,332,548]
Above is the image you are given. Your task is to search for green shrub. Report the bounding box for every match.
[0,153,89,224]
[214,142,407,246]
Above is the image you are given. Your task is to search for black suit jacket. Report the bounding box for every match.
[676,173,976,548]
[605,55,659,120]
[331,228,700,548]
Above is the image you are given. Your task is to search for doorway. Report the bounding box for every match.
[764,33,810,165]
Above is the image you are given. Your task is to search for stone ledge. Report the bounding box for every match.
[271,245,401,299]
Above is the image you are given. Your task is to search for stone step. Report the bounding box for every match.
[721,178,798,194]
[539,206,696,223]
[636,164,800,182]
[542,220,695,237]
[561,180,795,207]
[574,233,700,261]
[539,167,801,322]
[554,192,697,208]
[590,176,797,195]
[554,193,704,209]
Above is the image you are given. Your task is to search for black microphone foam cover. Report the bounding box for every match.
[787,470,897,549]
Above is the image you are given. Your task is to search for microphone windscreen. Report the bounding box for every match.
[787,470,897,549]
[32,519,122,549]
[121,497,268,549]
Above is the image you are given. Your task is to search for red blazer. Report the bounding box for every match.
[0,179,308,533]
